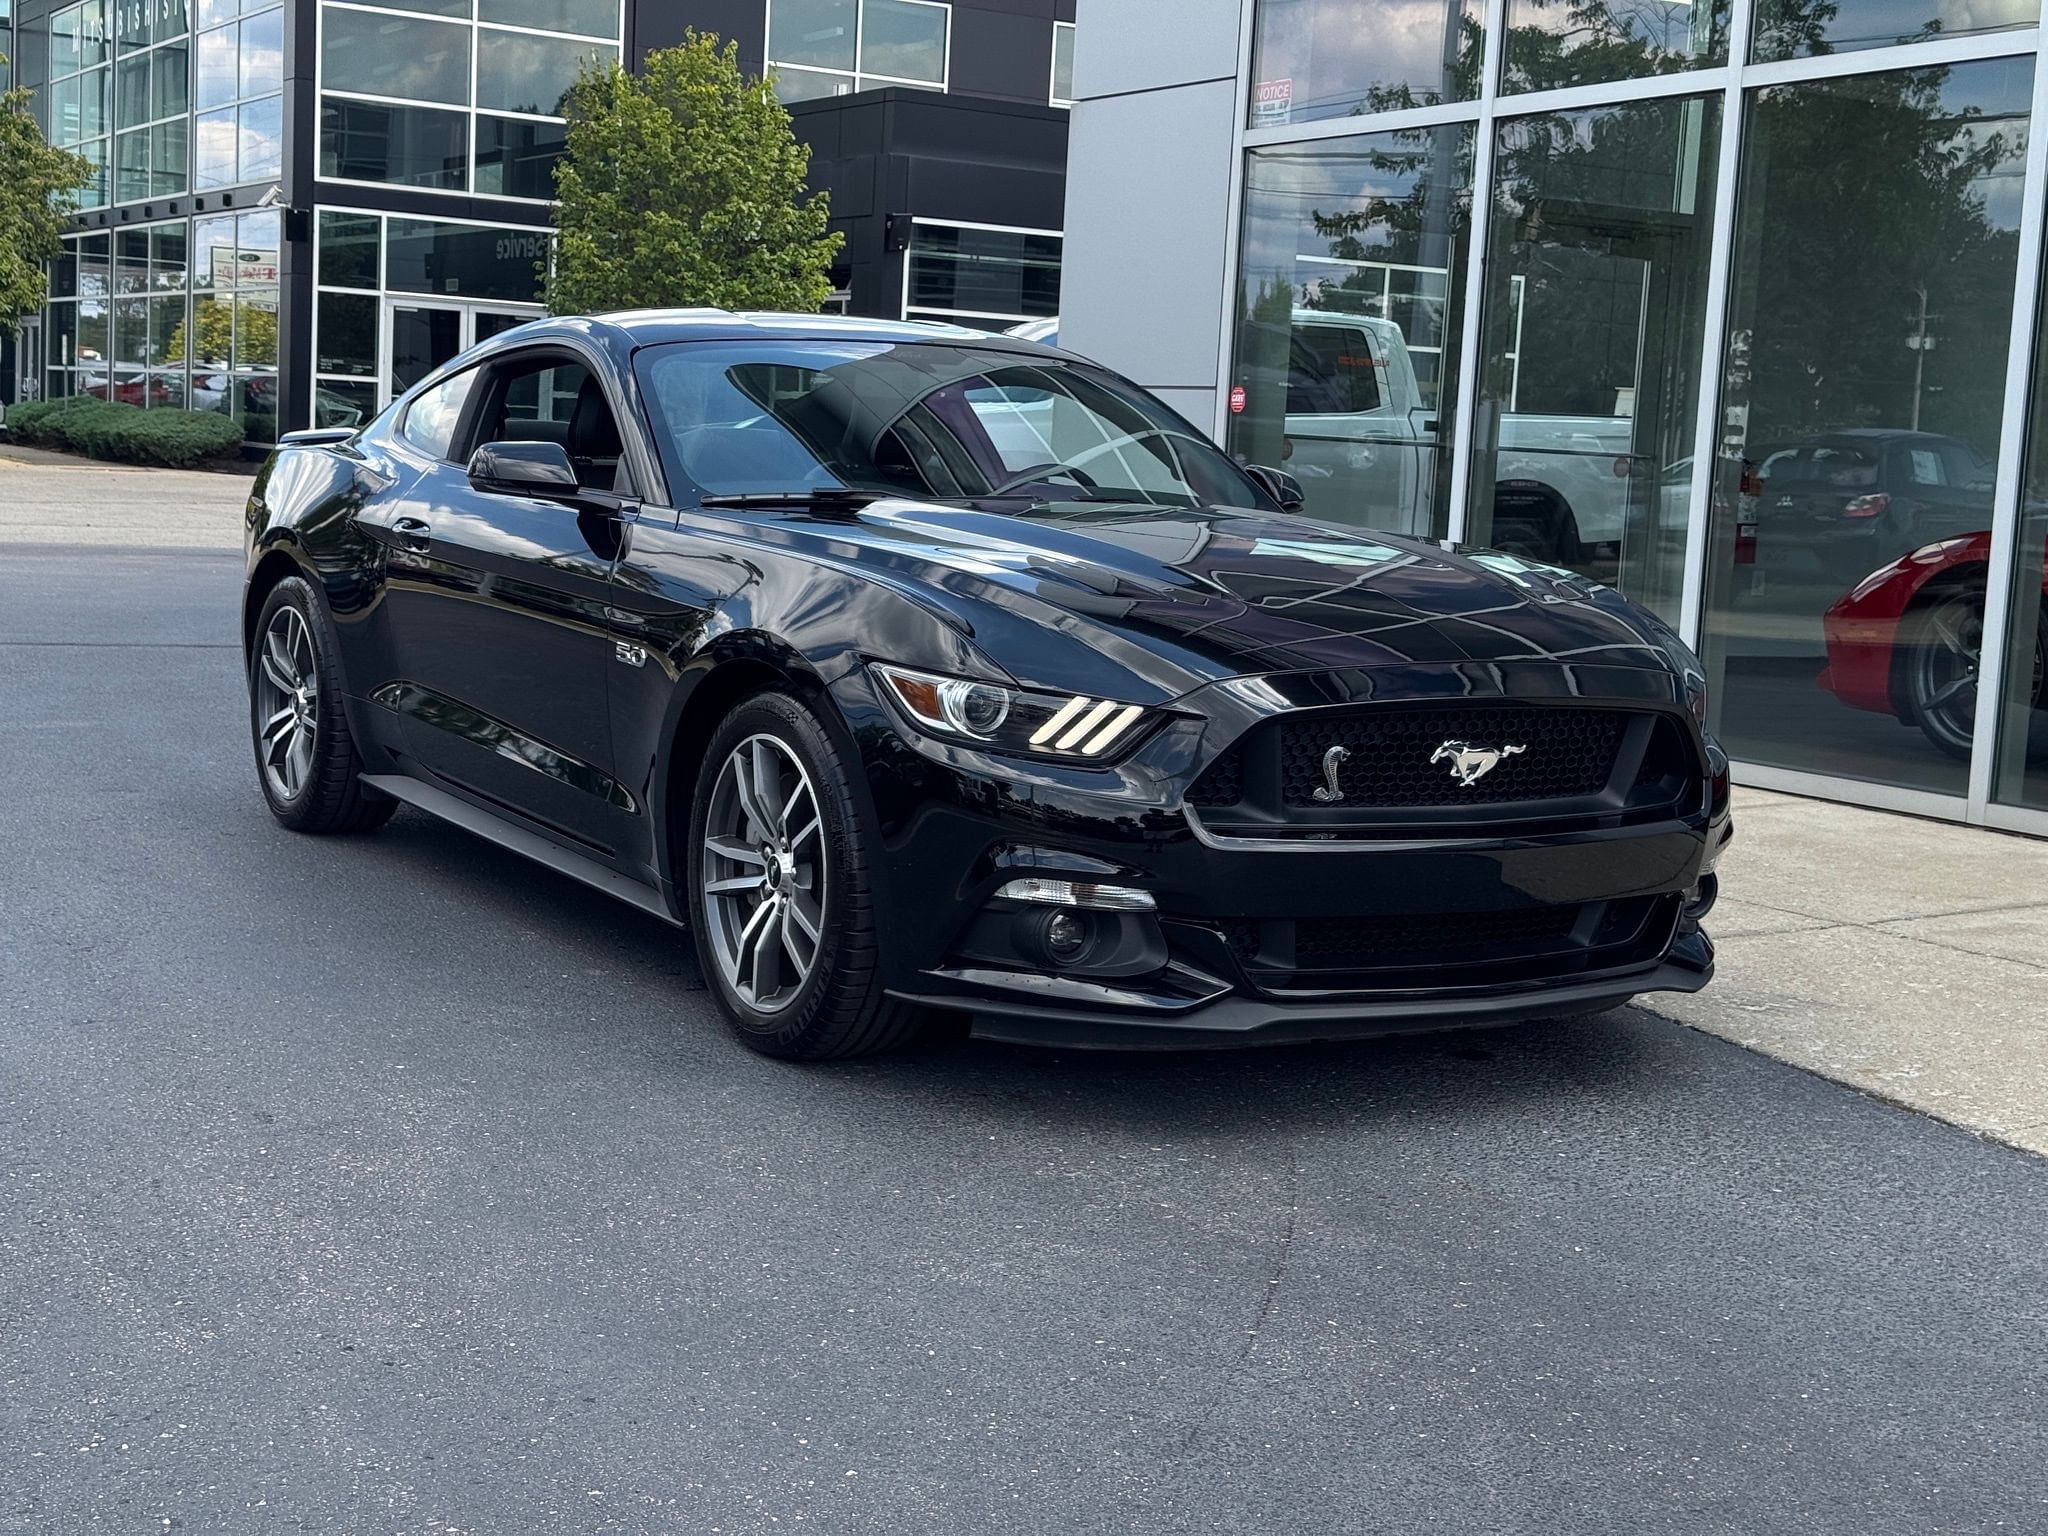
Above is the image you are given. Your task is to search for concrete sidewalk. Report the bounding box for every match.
[1651,787,2048,1154]
[0,441,252,547]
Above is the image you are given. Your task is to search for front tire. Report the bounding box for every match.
[248,575,395,833]
[685,691,928,1060]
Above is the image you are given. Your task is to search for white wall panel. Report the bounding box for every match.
[1070,0,1245,101]
[1060,76,1238,395]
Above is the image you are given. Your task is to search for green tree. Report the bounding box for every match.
[545,33,841,315]
[0,55,92,333]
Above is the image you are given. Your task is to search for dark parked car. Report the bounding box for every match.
[242,311,1730,1059]
[1755,429,1994,580]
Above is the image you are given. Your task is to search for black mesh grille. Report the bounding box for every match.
[1187,746,1244,807]
[1294,906,1581,969]
[1279,706,1624,808]
[1209,896,1669,991]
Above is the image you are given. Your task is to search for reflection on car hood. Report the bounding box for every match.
[757,496,1684,698]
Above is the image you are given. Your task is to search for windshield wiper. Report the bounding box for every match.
[696,488,883,515]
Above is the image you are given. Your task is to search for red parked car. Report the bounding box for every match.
[1819,532,2048,757]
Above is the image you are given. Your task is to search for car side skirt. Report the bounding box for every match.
[361,774,681,927]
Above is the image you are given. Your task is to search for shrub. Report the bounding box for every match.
[7,397,247,469]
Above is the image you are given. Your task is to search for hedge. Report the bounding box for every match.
[6,396,248,469]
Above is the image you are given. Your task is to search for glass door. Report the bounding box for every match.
[473,309,532,345]
[383,301,543,408]
[13,318,43,406]
[386,299,465,404]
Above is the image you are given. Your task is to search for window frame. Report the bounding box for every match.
[762,0,952,101]
[315,0,622,204]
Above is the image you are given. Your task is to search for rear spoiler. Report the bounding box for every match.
[279,427,358,448]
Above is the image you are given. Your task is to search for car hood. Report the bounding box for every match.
[761,497,1688,702]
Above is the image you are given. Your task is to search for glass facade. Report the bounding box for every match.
[40,210,281,444]
[27,0,276,210]
[1227,0,2048,829]
[1228,126,1471,539]
[312,207,548,416]
[766,0,949,101]
[318,0,620,197]
[904,220,1061,329]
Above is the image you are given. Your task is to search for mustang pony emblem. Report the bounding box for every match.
[1311,744,1352,803]
[1431,740,1527,787]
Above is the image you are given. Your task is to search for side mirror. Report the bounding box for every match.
[469,439,580,499]
[1245,463,1307,512]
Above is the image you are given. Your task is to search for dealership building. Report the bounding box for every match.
[1059,0,2048,830]
[1,0,1070,436]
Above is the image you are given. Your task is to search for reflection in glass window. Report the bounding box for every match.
[1051,20,1074,105]
[766,0,950,100]
[1700,60,2032,796]
[1994,192,2048,807]
[475,114,568,199]
[475,28,615,115]
[1227,128,1473,539]
[1466,97,1722,627]
[317,210,382,288]
[321,96,469,187]
[905,223,1062,326]
[1752,0,2036,62]
[770,0,857,72]
[1246,0,1480,127]
[385,218,551,303]
[1503,0,1727,93]
[323,8,471,104]
[479,0,619,34]
[860,0,946,83]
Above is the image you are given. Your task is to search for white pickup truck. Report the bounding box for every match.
[1273,310,1636,559]
[1010,312,1639,560]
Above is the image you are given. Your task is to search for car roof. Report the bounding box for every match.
[499,308,1048,352]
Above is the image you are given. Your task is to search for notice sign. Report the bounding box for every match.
[1229,385,1248,414]
[1252,78,1293,126]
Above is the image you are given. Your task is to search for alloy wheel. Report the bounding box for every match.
[701,733,827,1014]
[254,605,319,801]
[1911,595,1985,751]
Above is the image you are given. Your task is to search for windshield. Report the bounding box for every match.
[633,338,1268,509]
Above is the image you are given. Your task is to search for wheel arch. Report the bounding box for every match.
[655,636,844,899]
[242,542,312,661]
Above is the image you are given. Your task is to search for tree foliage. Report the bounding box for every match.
[0,57,93,334]
[545,33,841,315]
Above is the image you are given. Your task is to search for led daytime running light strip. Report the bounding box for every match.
[1029,696,1146,756]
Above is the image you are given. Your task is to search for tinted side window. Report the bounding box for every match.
[402,369,478,460]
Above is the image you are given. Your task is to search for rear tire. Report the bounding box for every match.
[248,575,396,834]
[685,690,929,1060]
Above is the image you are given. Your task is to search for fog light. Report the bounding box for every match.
[1043,910,1091,964]
[996,877,1155,912]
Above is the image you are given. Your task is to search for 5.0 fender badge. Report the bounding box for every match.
[1431,740,1526,787]
[613,641,648,668]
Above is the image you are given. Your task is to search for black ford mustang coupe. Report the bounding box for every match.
[242,311,1730,1059]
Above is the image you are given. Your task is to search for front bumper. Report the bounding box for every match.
[906,945,1713,1051]
[835,666,1730,1051]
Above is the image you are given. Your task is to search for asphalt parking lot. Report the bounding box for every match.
[5,461,2048,1533]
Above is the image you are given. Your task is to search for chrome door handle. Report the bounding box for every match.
[392,516,432,552]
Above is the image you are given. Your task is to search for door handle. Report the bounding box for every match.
[392,516,432,552]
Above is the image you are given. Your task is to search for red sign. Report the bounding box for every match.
[1228,385,1247,414]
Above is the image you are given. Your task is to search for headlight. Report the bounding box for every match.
[870,663,1158,761]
